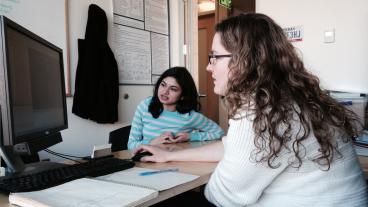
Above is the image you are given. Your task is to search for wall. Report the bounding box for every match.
[0,0,70,94]
[39,0,184,161]
[257,0,368,94]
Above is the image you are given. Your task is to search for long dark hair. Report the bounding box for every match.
[149,67,200,118]
[216,13,360,169]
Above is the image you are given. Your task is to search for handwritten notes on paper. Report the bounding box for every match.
[113,0,170,84]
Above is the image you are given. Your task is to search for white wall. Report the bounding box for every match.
[257,0,368,94]
[0,0,70,94]
[39,87,153,161]
[39,0,184,161]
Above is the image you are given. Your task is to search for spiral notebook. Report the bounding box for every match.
[9,178,158,207]
[8,167,199,207]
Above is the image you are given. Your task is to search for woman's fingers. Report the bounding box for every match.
[133,144,153,155]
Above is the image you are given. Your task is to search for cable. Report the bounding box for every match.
[43,149,83,164]
[44,150,82,164]
[44,149,85,159]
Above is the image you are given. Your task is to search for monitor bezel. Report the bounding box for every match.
[2,16,68,146]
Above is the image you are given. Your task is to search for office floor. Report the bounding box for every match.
[151,187,215,207]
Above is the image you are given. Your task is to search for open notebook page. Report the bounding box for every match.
[97,167,199,191]
[9,178,158,207]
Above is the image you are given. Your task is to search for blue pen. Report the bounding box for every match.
[139,168,179,176]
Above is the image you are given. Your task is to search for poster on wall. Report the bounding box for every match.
[151,33,169,75]
[113,25,151,84]
[113,0,170,85]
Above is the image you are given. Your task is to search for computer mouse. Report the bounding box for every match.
[131,151,153,162]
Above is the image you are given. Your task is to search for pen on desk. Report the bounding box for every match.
[139,168,179,176]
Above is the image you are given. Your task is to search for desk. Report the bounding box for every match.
[0,142,367,207]
[0,141,218,207]
[113,141,218,207]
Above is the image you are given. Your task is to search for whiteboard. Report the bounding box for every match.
[0,0,70,95]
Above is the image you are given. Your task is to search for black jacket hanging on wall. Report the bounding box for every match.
[72,4,119,123]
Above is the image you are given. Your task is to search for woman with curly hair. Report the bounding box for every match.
[128,66,224,150]
[133,13,367,206]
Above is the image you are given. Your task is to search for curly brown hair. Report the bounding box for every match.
[216,13,360,169]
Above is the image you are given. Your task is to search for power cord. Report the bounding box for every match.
[43,149,83,164]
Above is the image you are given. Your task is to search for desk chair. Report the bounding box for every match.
[108,125,131,152]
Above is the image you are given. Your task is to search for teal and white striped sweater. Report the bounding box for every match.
[128,97,224,150]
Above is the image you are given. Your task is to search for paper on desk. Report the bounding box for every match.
[9,178,158,207]
[97,167,199,191]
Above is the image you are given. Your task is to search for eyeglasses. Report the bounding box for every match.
[208,54,232,65]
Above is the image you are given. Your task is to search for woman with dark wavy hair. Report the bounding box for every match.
[133,13,367,206]
[128,66,224,150]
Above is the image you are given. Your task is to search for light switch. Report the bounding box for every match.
[324,29,335,43]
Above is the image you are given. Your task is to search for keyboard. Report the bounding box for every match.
[0,157,135,193]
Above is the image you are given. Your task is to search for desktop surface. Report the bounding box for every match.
[1,140,367,207]
[114,141,218,207]
[0,141,218,207]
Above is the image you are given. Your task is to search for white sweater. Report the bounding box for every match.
[205,113,367,207]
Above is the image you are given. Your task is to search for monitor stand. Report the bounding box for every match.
[0,146,67,178]
[0,145,25,173]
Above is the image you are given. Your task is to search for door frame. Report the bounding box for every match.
[185,0,229,131]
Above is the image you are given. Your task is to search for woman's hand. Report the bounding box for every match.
[149,131,174,145]
[133,141,224,163]
[133,145,171,162]
[172,132,190,143]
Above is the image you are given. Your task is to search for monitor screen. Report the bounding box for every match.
[7,26,66,141]
[0,16,67,174]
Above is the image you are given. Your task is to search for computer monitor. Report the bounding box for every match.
[0,16,67,175]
